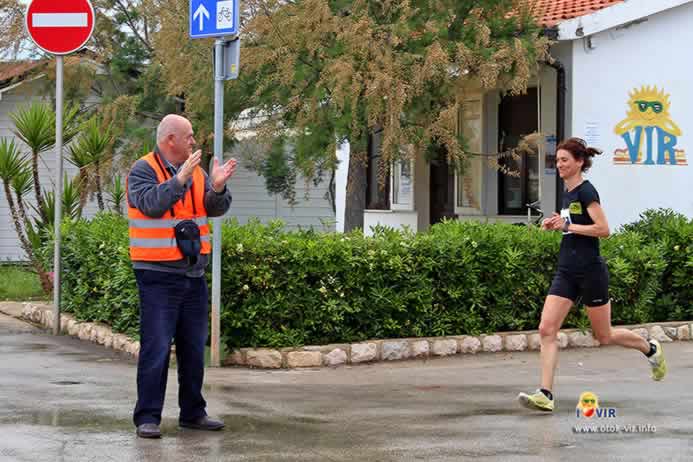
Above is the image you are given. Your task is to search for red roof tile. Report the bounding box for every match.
[533,0,624,26]
[0,52,99,90]
[0,60,47,88]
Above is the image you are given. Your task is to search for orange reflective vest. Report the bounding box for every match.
[127,152,211,261]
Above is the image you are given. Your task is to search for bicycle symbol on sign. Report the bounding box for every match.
[218,7,232,23]
[216,0,235,29]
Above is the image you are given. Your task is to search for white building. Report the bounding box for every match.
[339,0,693,234]
[0,59,101,261]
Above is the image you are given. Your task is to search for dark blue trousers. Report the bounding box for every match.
[133,270,208,426]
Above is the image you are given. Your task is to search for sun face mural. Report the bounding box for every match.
[613,85,687,166]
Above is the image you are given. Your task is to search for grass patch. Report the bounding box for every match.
[0,265,46,301]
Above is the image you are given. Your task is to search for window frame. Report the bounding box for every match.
[454,94,485,216]
[365,128,390,210]
[390,156,415,212]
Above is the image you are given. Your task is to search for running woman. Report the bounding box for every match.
[518,137,667,412]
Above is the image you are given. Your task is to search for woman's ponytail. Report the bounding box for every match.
[585,146,603,158]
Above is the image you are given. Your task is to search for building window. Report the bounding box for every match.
[498,88,539,215]
[391,156,414,211]
[455,96,484,215]
[366,128,390,210]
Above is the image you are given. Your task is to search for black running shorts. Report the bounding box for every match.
[548,258,609,307]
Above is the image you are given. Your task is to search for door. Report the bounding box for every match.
[497,87,539,215]
[429,146,456,225]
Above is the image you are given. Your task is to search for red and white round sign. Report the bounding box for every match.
[25,0,95,55]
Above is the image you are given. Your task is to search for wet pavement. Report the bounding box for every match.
[1,312,693,461]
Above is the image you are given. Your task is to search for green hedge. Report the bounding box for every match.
[620,208,693,320]
[42,209,692,348]
[39,214,140,337]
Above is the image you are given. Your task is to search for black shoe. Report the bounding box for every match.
[136,423,161,438]
[179,416,225,431]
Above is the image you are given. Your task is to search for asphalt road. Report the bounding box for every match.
[1,312,692,462]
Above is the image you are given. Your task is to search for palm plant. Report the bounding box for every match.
[10,166,35,236]
[26,174,82,292]
[0,138,51,292]
[107,175,126,216]
[72,116,114,211]
[66,141,93,212]
[141,139,154,157]
[0,138,32,256]
[32,173,83,234]
[10,102,81,205]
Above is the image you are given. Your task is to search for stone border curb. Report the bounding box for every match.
[224,321,692,369]
[13,302,693,370]
[18,302,141,358]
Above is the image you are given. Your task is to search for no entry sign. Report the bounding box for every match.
[25,0,95,55]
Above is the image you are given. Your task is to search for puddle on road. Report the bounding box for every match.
[0,409,332,440]
[76,356,118,363]
[437,407,529,419]
[0,409,132,433]
[204,384,241,394]
[3,342,51,352]
[218,414,333,443]
[663,427,693,438]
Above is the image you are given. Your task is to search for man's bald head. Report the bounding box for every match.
[156,114,196,165]
[156,114,191,144]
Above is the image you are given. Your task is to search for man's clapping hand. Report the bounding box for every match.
[175,150,202,186]
[211,158,237,193]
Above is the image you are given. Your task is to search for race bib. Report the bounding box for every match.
[569,201,583,215]
[560,208,573,235]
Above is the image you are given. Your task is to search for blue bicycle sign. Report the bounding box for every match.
[190,0,238,38]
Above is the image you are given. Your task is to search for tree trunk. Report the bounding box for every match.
[5,184,32,260]
[343,149,367,232]
[78,169,89,213]
[326,169,336,214]
[31,150,41,205]
[4,184,51,293]
[95,160,104,211]
[37,269,53,294]
[15,192,31,235]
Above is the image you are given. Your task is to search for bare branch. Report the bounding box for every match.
[112,0,154,53]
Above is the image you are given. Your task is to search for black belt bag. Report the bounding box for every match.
[174,219,201,263]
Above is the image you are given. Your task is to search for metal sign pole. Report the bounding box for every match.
[52,55,63,335]
[190,0,239,367]
[210,39,224,367]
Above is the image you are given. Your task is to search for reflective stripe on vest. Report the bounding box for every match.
[129,235,211,248]
[129,217,209,229]
[127,152,211,261]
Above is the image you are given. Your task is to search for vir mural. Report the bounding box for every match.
[613,86,687,166]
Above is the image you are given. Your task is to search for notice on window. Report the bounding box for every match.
[584,120,601,148]
[398,160,412,204]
